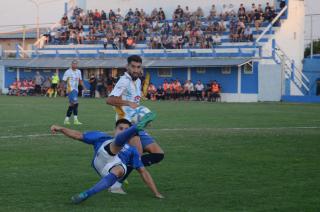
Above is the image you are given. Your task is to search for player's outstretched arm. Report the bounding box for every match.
[51,125,83,141]
[137,167,164,199]
[106,96,138,109]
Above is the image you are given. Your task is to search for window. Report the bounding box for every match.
[222,67,231,74]
[158,68,172,77]
[197,67,206,74]
[243,62,253,74]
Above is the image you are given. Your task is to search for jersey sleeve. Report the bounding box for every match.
[131,147,144,169]
[82,131,112,145]
[62,70,70,81]
[109,77,128,97]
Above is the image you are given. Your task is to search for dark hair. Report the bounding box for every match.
[115,119,132,127]
[127,55,142,64]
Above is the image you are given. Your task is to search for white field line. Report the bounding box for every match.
[0,126,319,139]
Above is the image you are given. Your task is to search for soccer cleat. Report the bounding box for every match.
[74,120,82,125]
[64,120,71,125]
[71,192,88,204]
[136,112,156,131]
[108,187,127,195]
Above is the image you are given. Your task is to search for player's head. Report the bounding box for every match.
[71,60,78,70]
[115,119,132,136]
[127,55,142,81]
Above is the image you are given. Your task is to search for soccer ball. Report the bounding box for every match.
[130,106,152,124]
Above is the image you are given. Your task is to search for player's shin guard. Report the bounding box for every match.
[114,125,138,147]
[73,103,79,116]
[85,173,118,197]
[66,106,73,117]
[141,153,164,166]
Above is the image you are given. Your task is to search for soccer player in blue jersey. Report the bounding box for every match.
[62,60,86,125]
[50,112,164,204]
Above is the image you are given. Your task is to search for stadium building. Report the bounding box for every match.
[0,0,319,102]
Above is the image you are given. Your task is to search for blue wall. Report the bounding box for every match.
[146,68,188,87]
[241,62,258,94]
[191,67,238,93]
[303,58,320,95]
[5,68,69,88]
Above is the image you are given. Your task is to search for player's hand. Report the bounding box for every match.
[155,193,164,199]
[51,125,62,134]
[128,102,139,109]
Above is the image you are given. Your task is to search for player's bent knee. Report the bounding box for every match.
[144,142,164,154]
[110,165,125,178]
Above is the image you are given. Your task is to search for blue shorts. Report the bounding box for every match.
[68,90,78,104]
[138,130,155,149]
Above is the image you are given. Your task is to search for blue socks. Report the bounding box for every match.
[114,125,138,147]
[85,173,118,197]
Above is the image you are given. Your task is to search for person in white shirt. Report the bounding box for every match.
[106,55,164,194]
[62,60,86,125]
[195,80,205,101]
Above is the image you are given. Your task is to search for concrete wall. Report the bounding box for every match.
[258,63,282,101]
[274,0,305,91]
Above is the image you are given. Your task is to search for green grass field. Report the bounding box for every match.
[0,96,320,211]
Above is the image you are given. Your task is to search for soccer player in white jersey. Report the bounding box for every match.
[50,113,163,204]
[62,60,86,125]
[106,55,164,193]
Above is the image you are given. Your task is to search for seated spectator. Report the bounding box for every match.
[20,79,29,96]
[194,80,205,101]
[183,80,194,100]
[102,36,108,49]
[253,9,263,32]
[77,29,85,44]
[155,85,165,101]
[162,79,170,100]
[147,83,157,100]
[173,5,184,20]
[42,77,52,95]
[244,25,253,41]
[212,33,222,46]
[126,36,136,49]
[208,4,217,20]
[219,20,226,33]
[172,80,182,100]
[60,14,68,26]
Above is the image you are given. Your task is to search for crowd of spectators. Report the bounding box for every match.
[147,79,221,102]
[45,2,280,49]
[7,71,222,102]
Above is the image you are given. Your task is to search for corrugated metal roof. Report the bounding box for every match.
[0,57,252,69]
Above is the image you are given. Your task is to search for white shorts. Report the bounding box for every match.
[93,140,127,177]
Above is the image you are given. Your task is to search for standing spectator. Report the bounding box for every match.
[147,83,157,100]
[34,71,44,96]
[89,74,97,98]
[195,80,204,101]
[105,73,115,96]
[50,71,60,98]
